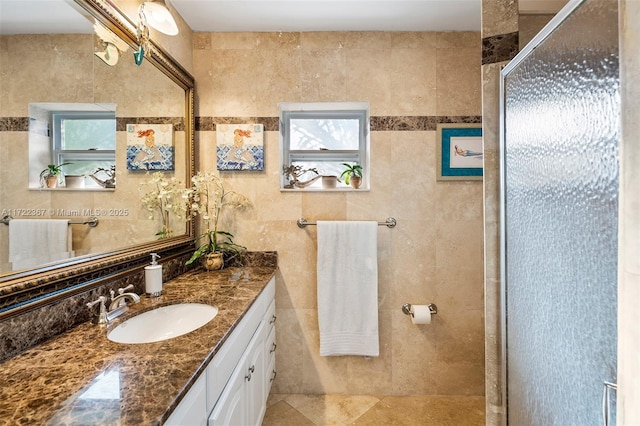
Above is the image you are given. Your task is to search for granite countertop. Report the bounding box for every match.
[0,260,277,425]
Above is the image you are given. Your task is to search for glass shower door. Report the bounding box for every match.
[501,0,619,424]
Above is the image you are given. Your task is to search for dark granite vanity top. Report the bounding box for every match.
[0,257,277,425]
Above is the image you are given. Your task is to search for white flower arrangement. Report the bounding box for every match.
[140,172,187,239]
[184,171,251,265]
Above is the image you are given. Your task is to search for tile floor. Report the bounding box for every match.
[262,394,485,425]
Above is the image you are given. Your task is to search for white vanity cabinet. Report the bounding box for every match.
[166,277,275,426]
[208,276,275,426]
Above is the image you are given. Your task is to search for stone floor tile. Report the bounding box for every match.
[262,400,316,426]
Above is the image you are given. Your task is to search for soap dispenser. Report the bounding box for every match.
[145,253,162,297]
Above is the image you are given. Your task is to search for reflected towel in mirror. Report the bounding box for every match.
[9,219,74,271]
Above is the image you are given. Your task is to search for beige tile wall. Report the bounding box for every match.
[481,0,519,422]
[193,31,485,395]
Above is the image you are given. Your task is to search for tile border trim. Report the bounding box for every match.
[0,117,185,132]
[195,115,482,132]
[482,31,519,65]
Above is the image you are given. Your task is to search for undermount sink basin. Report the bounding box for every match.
[107,303,218,344]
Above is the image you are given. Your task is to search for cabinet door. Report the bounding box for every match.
[209,321,267,426]
[165,374,207,426]
[208,352,248,426]
[246,321,267,426]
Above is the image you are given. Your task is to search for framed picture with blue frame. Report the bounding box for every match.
[436,123,483,181]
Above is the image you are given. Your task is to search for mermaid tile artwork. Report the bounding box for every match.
[126,124,175,170]
[216,124,264,171]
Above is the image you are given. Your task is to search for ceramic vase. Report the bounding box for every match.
[45,175,58,188]
[349,176,362,189]
[202,252,224,271]
[321,175,338,189]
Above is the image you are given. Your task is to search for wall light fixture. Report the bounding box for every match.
[134,0,179,66]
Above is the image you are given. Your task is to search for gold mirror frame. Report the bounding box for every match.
[0,0,195,319]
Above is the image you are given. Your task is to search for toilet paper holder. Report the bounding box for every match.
[402,303,437,317]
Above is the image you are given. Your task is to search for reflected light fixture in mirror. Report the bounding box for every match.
[135,0,178,66]
[140,0,179,35]
[94,22,129,66]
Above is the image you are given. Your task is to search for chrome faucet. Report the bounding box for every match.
[109,284,141,310]
[86,285,140,325]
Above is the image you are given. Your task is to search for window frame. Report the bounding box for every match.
[51,111,116,168]
[279,102,370,190]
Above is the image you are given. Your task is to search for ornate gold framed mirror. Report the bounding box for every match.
[0,0,194,318]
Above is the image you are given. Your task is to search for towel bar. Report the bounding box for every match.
[1,215,99,227]
[297,217,396,228]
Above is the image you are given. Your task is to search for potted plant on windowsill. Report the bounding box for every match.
[184,172,251,270]
[40,163,71,189]
[339,163,363,189]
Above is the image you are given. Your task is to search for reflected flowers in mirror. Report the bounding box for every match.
[140,172,187,239]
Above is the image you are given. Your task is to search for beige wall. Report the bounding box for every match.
[519,14,554,48]
[193,31,484,395]
[481,0,519,423]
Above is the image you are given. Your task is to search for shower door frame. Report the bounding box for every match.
[498,0,595,423]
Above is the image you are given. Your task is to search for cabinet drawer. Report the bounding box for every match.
[265,299,276,329]
[266,354,277,393]
[265,325,276,361]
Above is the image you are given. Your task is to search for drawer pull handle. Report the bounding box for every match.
[270,342,277,353]
[270,370,277,382]
[270,314,277,324]
[245,365,255,381]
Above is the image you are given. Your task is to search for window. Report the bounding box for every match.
[52,111,116,182]
[280,102,369,190]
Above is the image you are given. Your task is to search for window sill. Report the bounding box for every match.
[280,187,369,192]
[29,187,115,192]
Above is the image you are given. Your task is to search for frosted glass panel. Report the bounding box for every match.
[503,0,619,424]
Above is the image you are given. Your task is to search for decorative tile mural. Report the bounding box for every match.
[126,124,174,170]
[216,124,264,171]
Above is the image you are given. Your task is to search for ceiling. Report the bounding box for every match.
[169,0,481,32]
[0,0,567,35]
[0,1,93,34]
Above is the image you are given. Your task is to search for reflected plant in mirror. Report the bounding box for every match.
[140,172,187,239]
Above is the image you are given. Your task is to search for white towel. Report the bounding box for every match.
[317,221,379,356]
[9,219,73,270]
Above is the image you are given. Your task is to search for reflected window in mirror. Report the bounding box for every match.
[29,103,116,190]
[53,110,116,188]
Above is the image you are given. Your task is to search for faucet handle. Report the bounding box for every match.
[110,284,135,299]
[118,284,134,295]
[87,295,107,309]
[86,296,108,324]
